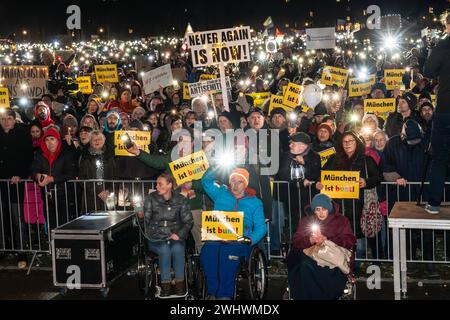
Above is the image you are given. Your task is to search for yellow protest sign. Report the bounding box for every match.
[384,69,405,91]
[0,87,10,108]
[348,75,376,97]
[183,82,191,100]
[200,74,217,81]
[169,151,209,186]
[364,98,396,119]
[268,95,289,114]
[321,66,349,88]
[283,83,302,108]
[95,64,119,83]
[319,148,336,168]
[75,76,93,94]
[114,131,151,157]
[201,211,244,241]
[248,92,271,108]
[321,171,360,199]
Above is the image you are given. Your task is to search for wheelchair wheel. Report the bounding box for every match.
[247,246,268,300]
[137,244,147,295]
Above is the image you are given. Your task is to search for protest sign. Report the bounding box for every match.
[283,83,302,108]
[199,74,217,81]
[306,27,336,50]
[114,131,151,157]
[188,77,231,98]
[0,66,48,99]
[0,88,10,108]
[268,94,289,114]
[169,151,210,186]
[364,98,396,118]
[319,148,336,168]
[187,26,252,67]
[95,64,119,83]
[321,171,360,199]
[321,66,349,88]
[384,69,405,90]
[75,76,93,94]
[201,211,244,241]
[248,92,271,108]
[348,75,376,97]
[142,64,174,95]
[183,82,191,100]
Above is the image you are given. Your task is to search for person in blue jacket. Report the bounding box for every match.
[200,167,267,300]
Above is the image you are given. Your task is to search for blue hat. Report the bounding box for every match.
[311,194,334,214]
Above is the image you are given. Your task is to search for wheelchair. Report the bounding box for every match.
[197,243,269,300]
[136,232,200,300]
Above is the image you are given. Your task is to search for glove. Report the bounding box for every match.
[237,236,252,245]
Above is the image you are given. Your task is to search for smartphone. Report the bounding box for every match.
[121,133,134,149]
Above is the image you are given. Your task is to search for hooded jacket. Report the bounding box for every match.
[34,102,55,128]
[292,202,356,252]
[201,169,267,244]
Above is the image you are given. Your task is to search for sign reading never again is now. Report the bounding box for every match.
[114,131,151,157]
[169,151,210,186]
[187,26,252,67]
[201,211,244,241]
[320,170,360,199]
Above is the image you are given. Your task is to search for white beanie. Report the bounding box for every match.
[362,113,379,128]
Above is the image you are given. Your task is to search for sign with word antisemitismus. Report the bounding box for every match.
[187,26,252,67]
[188,77,232,98]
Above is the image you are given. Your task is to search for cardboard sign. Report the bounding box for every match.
[95,64,119,83]
[321,171,360,199]
[306,27,336,50]
[169,151,210,186]
[114,131,151,157]
[0,66,48,99]
[268,95,288,114]
[348,75,376,97]
[199,74,217,81]
[183,82,191,100]
[188,77,231,98]
[75,76,93,94]
[142,64,174,95]
[187,26,252,67]
[283,83,302,108]
[0,87,10,108]
[318,148,336,168]
[247,92,271,108]
[384,69,405,91]
[321,66,349,88]
[364,98,396,118]
[201,211,244,241]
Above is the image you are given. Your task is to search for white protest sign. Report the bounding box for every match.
[187,26,252,67]
[306,27,336,50]
[142,64,174,95]
[188,77,232,98]
[0,66,48,99]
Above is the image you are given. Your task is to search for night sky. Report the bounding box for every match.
[0,0,448,41]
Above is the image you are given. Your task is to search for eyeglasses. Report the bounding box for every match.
[342,139,356,145]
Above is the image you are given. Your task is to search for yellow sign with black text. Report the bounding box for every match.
[75,76,93,94]
[321,66,349,88]
[283,83,302,108]
[169,151,209,186]
[200,74,217,81]
[268,95,290,114]
[384,69,405,91]
[319,148,336,168]
[364,98,396,118]
[95,64,119,83]
[114,131,151,157]
[248,92,271,108]
[183,82,191,100]
[201,211,244,241]
[0,87,10,108]
[348,75,376,97]
[321,171,360,199]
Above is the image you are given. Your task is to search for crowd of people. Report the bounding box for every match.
[0,14,449,300]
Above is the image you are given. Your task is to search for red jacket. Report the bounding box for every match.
[292,203,356,252]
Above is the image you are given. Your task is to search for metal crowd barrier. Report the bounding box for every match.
[1,179,450,270]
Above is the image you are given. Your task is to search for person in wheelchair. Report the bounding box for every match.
[287,193,356,300]
[201,167,267,300]
[136,173,193,297]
